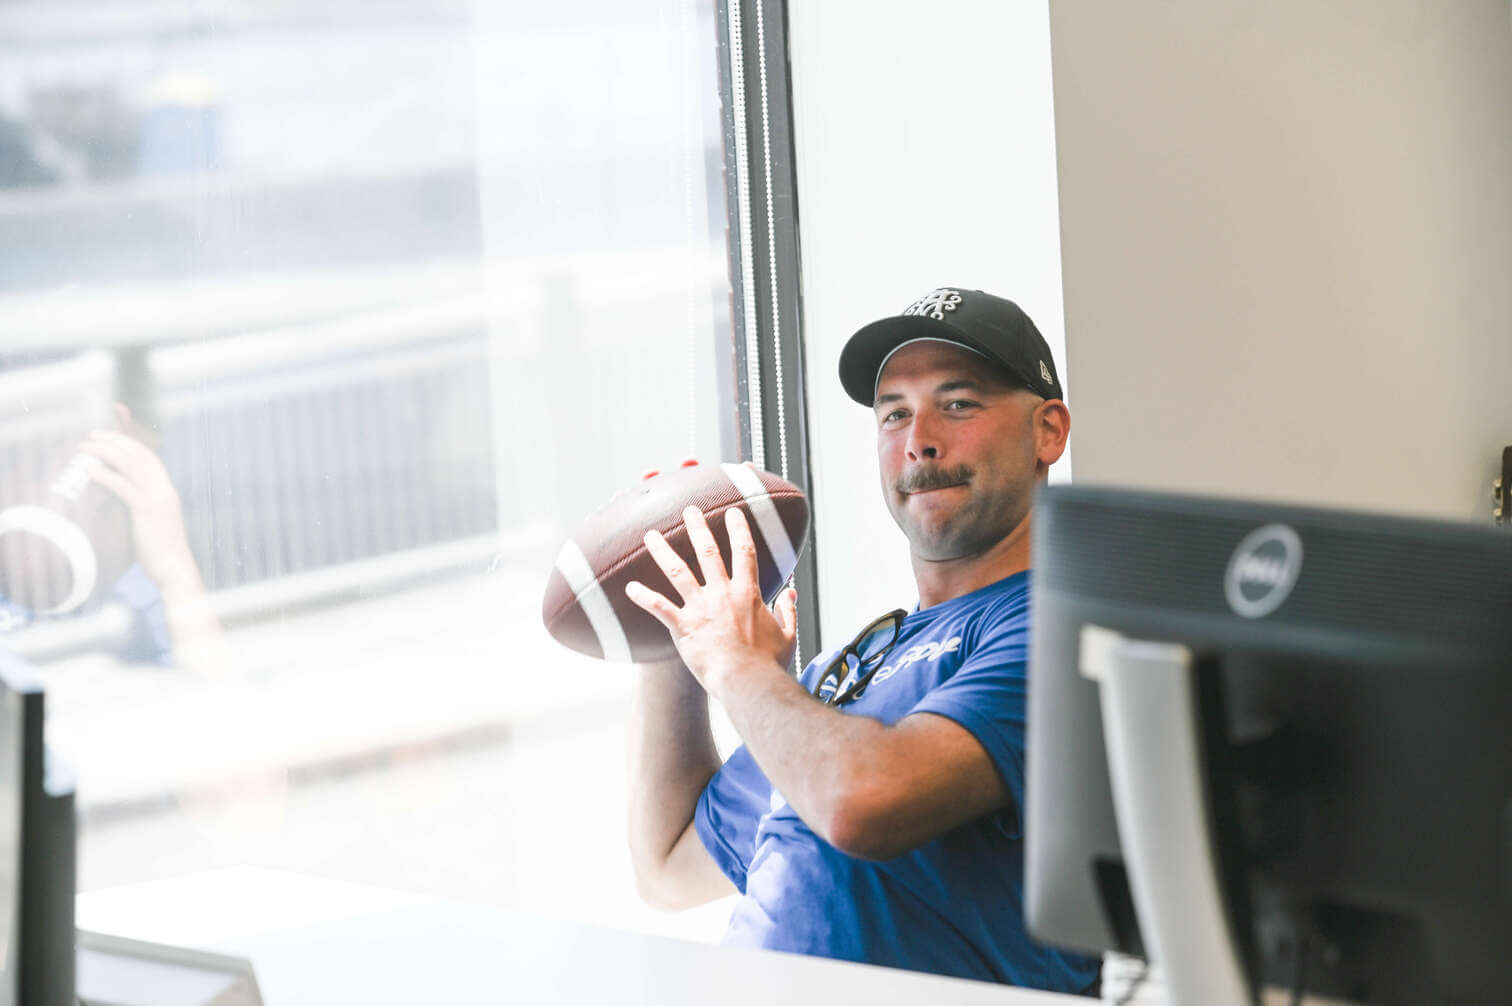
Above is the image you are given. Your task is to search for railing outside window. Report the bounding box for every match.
[0,0,744,940]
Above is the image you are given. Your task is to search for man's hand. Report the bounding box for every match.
[624,505,799,694]
[74,406,235,675]
[77,418,200,594]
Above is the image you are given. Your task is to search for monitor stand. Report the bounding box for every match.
[1080,626,1377,1006]
[1079,625,1254,1006]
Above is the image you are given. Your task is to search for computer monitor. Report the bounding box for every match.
[1025,485,1512,1006]
[0,648,75,1006]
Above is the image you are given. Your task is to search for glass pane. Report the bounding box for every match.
[0,0,736,941]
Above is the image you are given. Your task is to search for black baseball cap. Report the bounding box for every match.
[838,287,1063,406]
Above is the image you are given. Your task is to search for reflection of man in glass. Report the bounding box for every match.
[625,290,1100,994]
[0,406,229,674]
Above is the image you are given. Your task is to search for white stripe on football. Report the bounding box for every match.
[541,464,810,664]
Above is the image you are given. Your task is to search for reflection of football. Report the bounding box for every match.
[0,452,134,615]
[542,463,809,664]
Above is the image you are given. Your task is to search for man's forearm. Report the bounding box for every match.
[705,655,888,853]
[155,564,236,677]
[626,659,722,884]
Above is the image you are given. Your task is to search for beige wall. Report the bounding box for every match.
[1050,1,1512,522]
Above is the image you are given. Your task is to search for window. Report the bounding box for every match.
[0,0,741,940]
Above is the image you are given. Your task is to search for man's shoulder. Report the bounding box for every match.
[960,572,1034,623]
[915,575,1031,659]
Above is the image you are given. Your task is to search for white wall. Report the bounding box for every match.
[787,2,1067,645]
[1049,0,1512,520]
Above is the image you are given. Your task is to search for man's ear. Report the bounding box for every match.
[1034,399,1071,468]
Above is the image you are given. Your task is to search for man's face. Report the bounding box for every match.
[873,341,1048,562]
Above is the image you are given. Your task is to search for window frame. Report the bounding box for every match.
[716,0,821,668]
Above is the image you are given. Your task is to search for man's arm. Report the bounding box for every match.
[626,506,1010,862]
[80,424,235,676]
[711,664,1008,860]
[626,656,737,908]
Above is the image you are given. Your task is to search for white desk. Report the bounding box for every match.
[77,868,1084,1005]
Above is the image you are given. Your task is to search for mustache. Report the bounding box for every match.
[896,464,973,495]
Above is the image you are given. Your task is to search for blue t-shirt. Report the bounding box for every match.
[695,571,1099,993]
[0,564,172,666]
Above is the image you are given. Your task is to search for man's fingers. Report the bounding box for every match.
[725,507,759,588]
[81,430,159,483]
[82,463,139,509]
[77,433,134,476]
[680,506,729,586]
[112,402,156,444]
[624,580,681,627]
[775,587,798,640]
[643,528,702,602]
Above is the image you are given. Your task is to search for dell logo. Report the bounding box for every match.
[1233,553,1288,588]
[1224,524,1303,618]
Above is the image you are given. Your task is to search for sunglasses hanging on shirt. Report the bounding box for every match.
[811,608,908,706]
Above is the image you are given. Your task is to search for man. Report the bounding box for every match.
[624,288,1099,994]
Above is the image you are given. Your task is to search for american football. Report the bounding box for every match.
[0,451,135,615]
[542,462,809,663]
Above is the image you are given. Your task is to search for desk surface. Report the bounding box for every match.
[77,868,1084,1006]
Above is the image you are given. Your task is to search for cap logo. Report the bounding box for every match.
[1224,523,1303,619]
[901,289,962,322]
[1039,360,1052,385]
